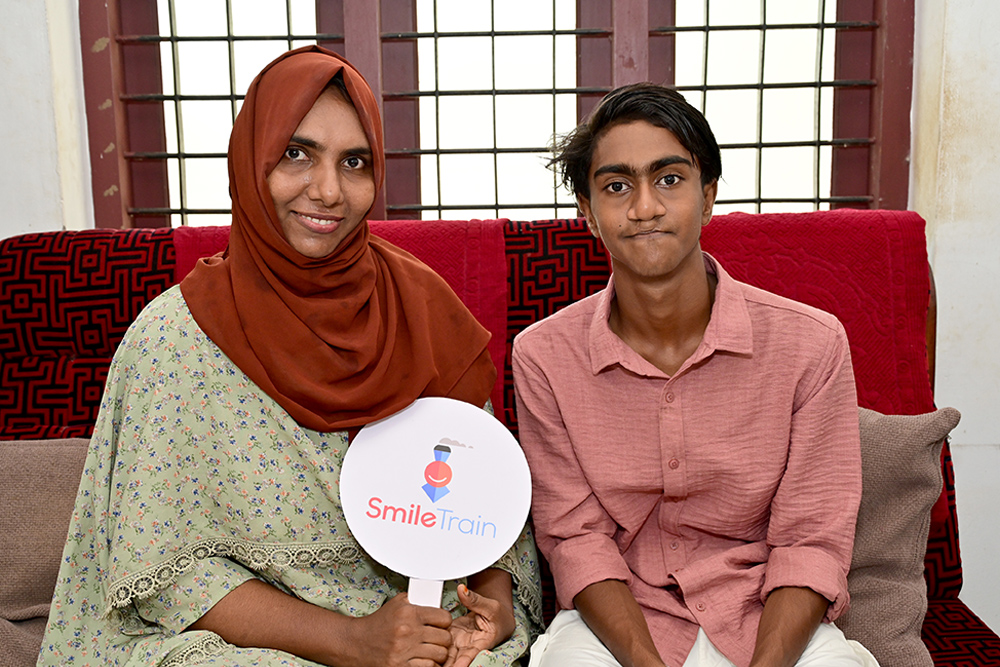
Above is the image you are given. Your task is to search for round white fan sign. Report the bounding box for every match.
[340,397,531,585]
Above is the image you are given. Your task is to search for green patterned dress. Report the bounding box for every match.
[37,286,542,666]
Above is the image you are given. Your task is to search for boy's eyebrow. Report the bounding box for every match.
[593,155,694,179]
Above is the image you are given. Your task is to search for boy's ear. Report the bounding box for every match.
[701,180,718,226]
[578,194,599,238]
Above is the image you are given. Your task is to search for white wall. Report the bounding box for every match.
[3,0,997,634]
[912,0,1000,632]
[0,0,91,238]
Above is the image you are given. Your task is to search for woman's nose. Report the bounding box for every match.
[307,163,343,207]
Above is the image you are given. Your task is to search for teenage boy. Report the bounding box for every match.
[512,83,876,667]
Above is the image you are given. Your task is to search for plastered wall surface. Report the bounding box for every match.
[2,2,63,237]
[0,0,90,239]
[913,0,1000,632]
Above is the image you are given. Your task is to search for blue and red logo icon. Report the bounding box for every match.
[422,444,453,502]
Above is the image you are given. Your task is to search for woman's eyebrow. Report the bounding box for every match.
[593,154,693,179]
[288,135,321,149]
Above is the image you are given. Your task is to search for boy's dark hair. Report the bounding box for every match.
[550,82,722,198]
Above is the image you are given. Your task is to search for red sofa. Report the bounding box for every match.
[2,210,997,666]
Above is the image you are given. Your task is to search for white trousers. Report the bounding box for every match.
[528,610,880,667]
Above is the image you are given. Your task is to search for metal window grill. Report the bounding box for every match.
[380,0,584,221]
[661,0,875,212]
[114,0,880,226]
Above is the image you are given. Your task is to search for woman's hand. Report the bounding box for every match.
[352,592,454,667]
[444,583,516,667]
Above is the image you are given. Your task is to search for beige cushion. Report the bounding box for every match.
[0,438,90,667]
[835,407,961,667]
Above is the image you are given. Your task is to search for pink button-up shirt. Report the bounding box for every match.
[512,255,861,667]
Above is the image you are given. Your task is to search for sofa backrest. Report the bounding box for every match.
[0,228,176,439]
[0,209,959,601]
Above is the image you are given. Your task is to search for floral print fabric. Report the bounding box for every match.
[38,286,541,666]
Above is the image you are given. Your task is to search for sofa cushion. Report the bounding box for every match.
[0,438,90,667]
[836,407,961,667]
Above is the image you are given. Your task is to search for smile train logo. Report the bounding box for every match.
[422,442,454,502]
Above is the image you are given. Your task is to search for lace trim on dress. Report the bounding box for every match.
[104,537,362,613]
[160,633,231,667]
[494,539,543,629]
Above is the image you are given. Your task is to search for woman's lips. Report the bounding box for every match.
[294,211,343,233]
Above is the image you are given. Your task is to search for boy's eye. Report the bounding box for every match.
[661,174,679,186]
[608,182,626,193]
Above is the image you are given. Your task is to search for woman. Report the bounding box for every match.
[37,46,541,667]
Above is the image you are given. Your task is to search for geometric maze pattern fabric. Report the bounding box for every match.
[0,229,175,439]
[923,599,1000,666]
[926,442,963,601]
[502,218,610,436]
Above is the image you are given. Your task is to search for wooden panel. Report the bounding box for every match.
[79,0,130,228]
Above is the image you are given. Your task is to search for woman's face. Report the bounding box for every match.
[267,87,376,258]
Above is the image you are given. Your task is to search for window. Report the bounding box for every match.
[79,0,913,228]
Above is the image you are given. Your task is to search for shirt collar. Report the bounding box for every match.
[588,252,754,375]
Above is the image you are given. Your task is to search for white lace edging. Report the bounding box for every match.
[105,537,362,614]
[161,633,230,667]
[494,547,544,629]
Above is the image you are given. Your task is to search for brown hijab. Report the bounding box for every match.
[180,45,495,431]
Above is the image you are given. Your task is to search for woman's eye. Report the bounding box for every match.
[284,147,306,161]
[344,156,364,169]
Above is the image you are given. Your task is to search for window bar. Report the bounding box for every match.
[650,20,878,35]
[225,0,238,128]
[378,81,874,98]
[700,0,710,115]
[166,0,187,227]
[490,0,500,220]
[382,28,607,40]
[815,0,829,209]
[551,0,560,218]
[122,33,346,43]
[384,194,872,214]
[432,0,443,220]
[755,0,767,213]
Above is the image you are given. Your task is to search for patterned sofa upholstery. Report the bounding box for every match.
[1,210,997,666]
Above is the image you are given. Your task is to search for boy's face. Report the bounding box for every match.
[578,120,717,283]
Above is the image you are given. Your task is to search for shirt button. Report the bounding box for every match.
[665,393,675,403]
[670,540,679,550]
[696,602,706,612]
[668,458,680,470]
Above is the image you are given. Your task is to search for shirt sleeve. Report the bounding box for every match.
[512,335,633,609]
[132,556,262,633]
[761,321,861,621]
